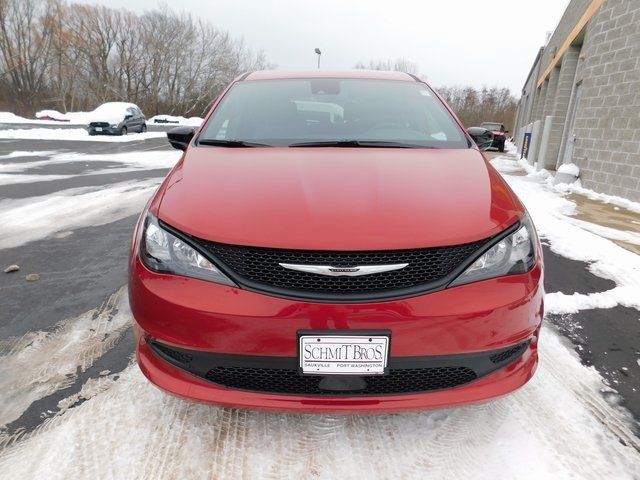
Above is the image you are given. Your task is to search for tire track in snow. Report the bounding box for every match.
[0,287,130,434]
[1,327,640,478]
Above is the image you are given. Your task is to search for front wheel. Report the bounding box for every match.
[120,126,128,136]
[498,142,505,153]
[140,123,147,133]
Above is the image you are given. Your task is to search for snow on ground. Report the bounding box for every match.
[0,179,161,249]
[0,151,58,160]
[0,304,638,479]
[0,288,130,427]
[0,128,166,142]
[490,145,640,315]
[0,150,181,186]
[148,114,203,126]
[554,181,640,214]
[0,112,42,124]
[0,150,181,175]
[1,111,88,125]
[557,163,580,176]
[2,110,203,127]
[0,173,72,186]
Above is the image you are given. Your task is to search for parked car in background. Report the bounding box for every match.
[88,102,146,135]
[480,122,508,152]
[467,126,494,151]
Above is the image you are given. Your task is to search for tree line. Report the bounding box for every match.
[356,58,518,131]
[0,0,271,116]
[437,86,517,132]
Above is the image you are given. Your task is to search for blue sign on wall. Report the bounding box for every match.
[521,132,532,159]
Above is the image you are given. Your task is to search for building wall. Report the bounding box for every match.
[571,0,640,200]
[514,0,640,202]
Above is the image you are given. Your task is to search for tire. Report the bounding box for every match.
[120,126,128,136]
[140,123,147,133]
[498,142,505,153]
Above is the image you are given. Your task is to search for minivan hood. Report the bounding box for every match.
[158,147,523,250]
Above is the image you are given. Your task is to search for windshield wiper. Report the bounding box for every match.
[197,139,272,147]
[288,140,432,148]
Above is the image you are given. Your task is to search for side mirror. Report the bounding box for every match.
[167,126,195,151]
[467,127,494,151]
[505,130,509,134]
[124,114,133,120]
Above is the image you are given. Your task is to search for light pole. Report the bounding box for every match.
[315,48,322,69]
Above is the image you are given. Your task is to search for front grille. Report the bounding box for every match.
[89,122,109,127]
[196,239,487,300]
[205,365,477,395]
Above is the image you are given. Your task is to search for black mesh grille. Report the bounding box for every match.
[197,240,487,298]
[205,366,477,396]
[490,343,527,363]
[151,342,193,364]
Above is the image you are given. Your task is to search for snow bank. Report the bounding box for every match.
[3,109,204,126]
[553,182,640,214]
[35,110,71,122]
[557,163,580,177]
[492,154,640,316]
[0,112,32,123]
[149,114,203,126]
[2,111,89,125]
[34,106,133,125]
[0,128,165,142]
[0,179,161,249]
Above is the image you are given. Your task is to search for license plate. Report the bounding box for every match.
[95,127,103,131]
[299,334,390,375]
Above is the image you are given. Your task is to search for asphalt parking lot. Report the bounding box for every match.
[1,130,639,478]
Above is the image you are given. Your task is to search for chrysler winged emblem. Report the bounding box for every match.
[279,263,408,277]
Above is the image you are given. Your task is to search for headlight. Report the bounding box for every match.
[111,124,119,128]
[140,214,236,286]
[449,215,537,287]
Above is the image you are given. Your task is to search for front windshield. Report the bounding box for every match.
[199,78,468,148]
[481,123,502,131]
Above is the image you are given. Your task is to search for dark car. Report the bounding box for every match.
[480,122,508,152]
[88,102,147,136]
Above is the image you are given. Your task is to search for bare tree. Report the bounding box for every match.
[437,85,518,131]
[0,0,56,109]
[355,57,420,75]
[0,0,273,115]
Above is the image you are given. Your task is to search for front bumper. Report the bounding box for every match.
[88,124,120,135]
[130,252,544,412]
[491,135,506,147]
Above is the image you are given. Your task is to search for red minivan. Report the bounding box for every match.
[129,70,544,413]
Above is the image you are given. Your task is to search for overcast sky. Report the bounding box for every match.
[91,0,569,94]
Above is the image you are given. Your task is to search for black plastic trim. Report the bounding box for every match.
[147,339,530,397]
